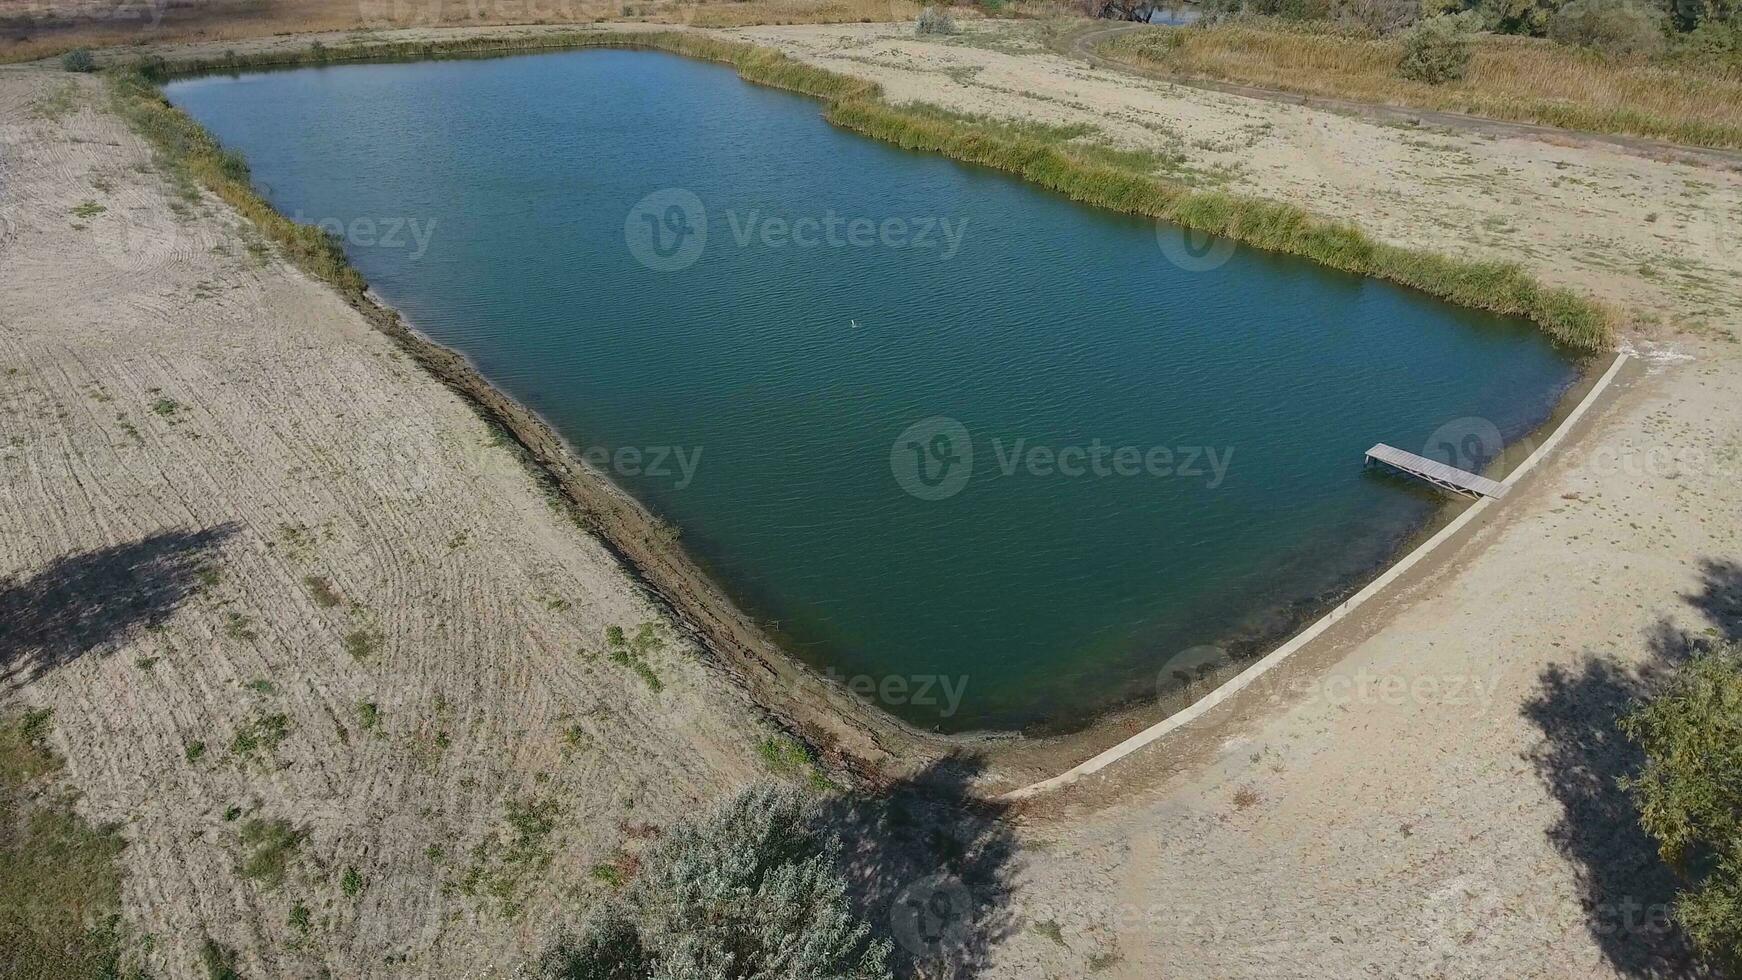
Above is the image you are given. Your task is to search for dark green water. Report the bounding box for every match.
[165,50,1581,733]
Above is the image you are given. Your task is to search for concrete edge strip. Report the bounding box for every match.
[1000,351,1632,801]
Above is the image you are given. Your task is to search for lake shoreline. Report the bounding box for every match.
[110,26,1624,793]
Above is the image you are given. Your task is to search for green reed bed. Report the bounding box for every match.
[107,30,1611,349]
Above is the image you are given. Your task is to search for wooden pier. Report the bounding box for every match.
[1364,443,1507,499]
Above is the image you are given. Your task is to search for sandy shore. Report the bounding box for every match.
[3,19,1740,978]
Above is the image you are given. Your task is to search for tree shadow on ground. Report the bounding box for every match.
[0,524,235,689]
[817,755,1021,980]
[1683,558,1742,643]
[1520,556,1742,979]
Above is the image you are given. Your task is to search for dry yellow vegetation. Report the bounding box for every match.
[1099,21,1742,149]
[0,0,919,62]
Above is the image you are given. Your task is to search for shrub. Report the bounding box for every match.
[526,784,892,980]
[1397,12,1477,83]
[61,48,96,73]
[1620,641,1742,970]
[1547,0,1666,55]
[916,5,958,34]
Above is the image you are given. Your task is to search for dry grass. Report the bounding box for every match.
[1099,21,1742,150]
[653,0,921,28]
[0,0,917,63]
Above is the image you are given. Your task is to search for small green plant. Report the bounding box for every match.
[341,866,365,897]
[756,734,835,791]
[1088,950,1124,972]
[185,740,207,762]
[244,678,276,696]
[223,611,256,641]
[61,48,96,73]
[237,816,305,887]
[356,701,380,730]
[151,397,181,419]
[288,901,312,933]
[589,862,625,887]
[604,622,667,691]
[71,200,106,218]
[200,939,242,980]
[223,805,243,822]
[20,707,53,747]
[1032,919,1067,946]
[343,628,382,661]
[303,574,342,608]
[560,723,592,759]
[229,711,292,759]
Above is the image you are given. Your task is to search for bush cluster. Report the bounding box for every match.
[917,5,959,33]
[1397,12,1478,83]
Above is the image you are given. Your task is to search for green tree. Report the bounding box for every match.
[1398,12,1480,82]
[528,784,892,980]
[1621,640,1742,970]
[1548,0,1668,54]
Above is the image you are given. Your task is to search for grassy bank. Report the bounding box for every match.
[1098,21,1742,151]
[104,29,1611,347]
[0,710,137,979]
